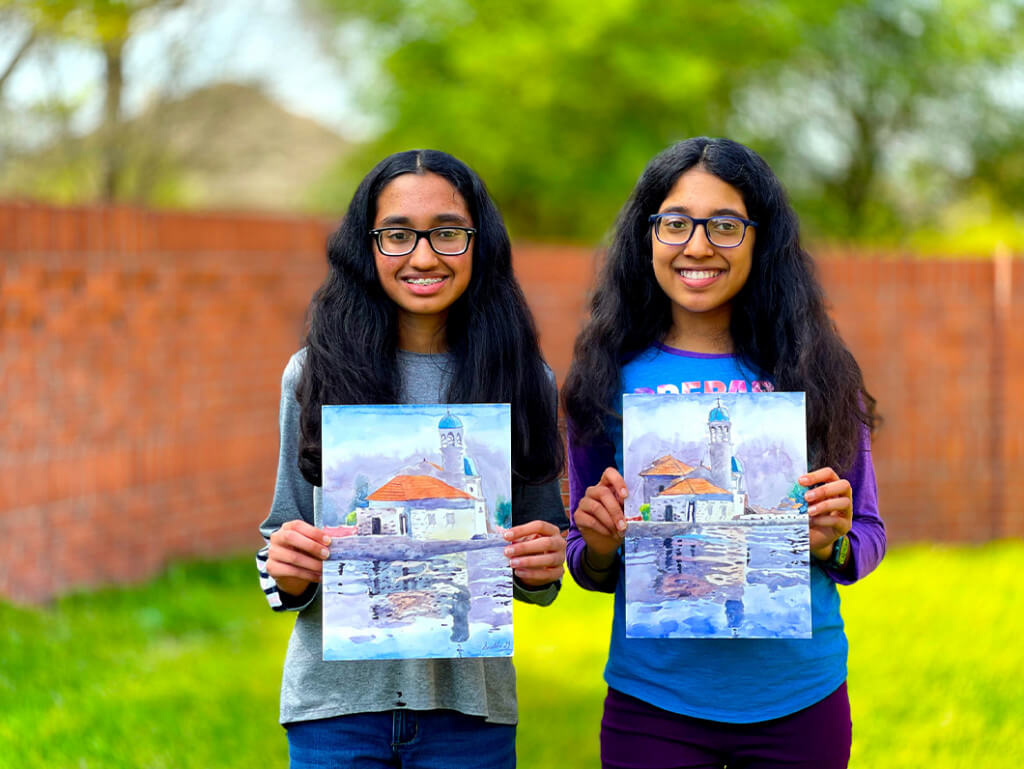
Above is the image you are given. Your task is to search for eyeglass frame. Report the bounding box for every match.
[369,226,477,257]
[648,213,757,248]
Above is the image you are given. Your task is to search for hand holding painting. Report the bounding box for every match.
[801,466,853,562]
[572,467,628,578]
[503,519,566,586]
[266,519,331,596]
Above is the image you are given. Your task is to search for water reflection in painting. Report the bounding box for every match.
[625,522,810,638]
[322,536,512,660]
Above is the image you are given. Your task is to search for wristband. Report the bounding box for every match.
[828,534,851,569]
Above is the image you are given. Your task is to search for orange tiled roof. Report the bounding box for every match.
[659,478,730,496]
[368,474,473,502]
[640,455,695,476]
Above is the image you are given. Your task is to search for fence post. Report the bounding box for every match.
[990,244,1012,539]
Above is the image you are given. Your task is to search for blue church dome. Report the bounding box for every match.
[708,405,730,422]
[731,456,743,473]
[439,413,463,429]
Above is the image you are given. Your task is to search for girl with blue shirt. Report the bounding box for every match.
[562,137,886,769]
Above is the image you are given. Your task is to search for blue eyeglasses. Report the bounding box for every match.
[649,213,757,248]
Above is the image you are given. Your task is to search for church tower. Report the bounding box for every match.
[439,413,465,487]
[707,398,733,492]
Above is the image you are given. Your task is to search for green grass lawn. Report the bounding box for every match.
[2,541,1022,768]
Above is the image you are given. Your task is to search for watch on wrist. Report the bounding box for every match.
[828,534,851,569]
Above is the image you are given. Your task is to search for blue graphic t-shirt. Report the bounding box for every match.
[603,344,846,722]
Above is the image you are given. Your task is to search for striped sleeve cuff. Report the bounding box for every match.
[256,542,285,611]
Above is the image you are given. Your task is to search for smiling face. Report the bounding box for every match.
[372,172,474,351]
[651,167,755,346]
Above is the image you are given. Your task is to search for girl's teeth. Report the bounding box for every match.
[406,277,443,285]
[679,270,719,279]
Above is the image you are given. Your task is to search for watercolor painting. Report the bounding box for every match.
[623,392,811,639]
[320,403,513,661]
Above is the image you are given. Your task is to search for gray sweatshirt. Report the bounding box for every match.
[256,350,567,725]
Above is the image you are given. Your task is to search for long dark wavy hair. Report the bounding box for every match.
[563,137,877,473]
[296,149,564,486]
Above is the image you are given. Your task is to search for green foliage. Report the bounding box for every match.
[2,543,1023,767]
[494,495,512,528]
[315,0,1024,247]
[318,0,809,239]
[729,0,1024,244]
[1,0,174,46]
[639,502,651,521]
[345,510,358,525]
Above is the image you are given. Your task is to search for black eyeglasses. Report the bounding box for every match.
[649,213,757,248]
[370,226,476,256]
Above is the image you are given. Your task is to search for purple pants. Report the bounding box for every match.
[601,682,851,769]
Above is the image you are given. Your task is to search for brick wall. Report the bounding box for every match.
[2,202,1020,602]
[816,254,1023,543]
[1,204,328,602]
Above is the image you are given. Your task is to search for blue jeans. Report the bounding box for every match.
[285,709,517,769]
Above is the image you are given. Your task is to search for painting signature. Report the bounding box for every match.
[480,637,513,653]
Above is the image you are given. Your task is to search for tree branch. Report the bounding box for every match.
[0,27,37,95]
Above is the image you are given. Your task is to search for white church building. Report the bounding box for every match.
[642,399,748,523]
[356,413,490,540]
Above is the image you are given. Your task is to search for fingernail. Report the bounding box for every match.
[322,536,331,545]
[799,476,809,484]
[620,488,628,498]
[503,531,513,540]
[509,559,520,568]
[617,520,627,531]
[504,547,513,557]
[321,548,330,558]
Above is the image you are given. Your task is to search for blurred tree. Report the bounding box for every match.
[312,0,1024,246]
[1,3,352,212]
[311,0,821,240]
[0,0,185,201]
[730,0,1024,243]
